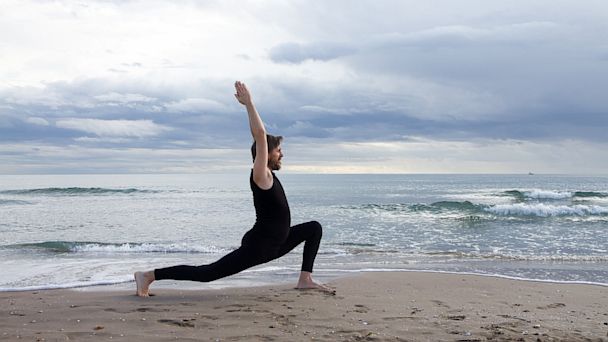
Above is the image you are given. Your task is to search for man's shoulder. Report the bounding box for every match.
[251,169,274,190]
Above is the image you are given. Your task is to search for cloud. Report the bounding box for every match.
[269,41,356,63]
[381,21,563,48]
[283,120,330,138]
[268,21,562,65]
[73,136,132,144]
[165,98,229,113]
[55,118,171,138]
[93,92,156,104]
[269,21,568,64]
[25,117,50,126]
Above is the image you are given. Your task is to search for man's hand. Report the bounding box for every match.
[234,81,252,106]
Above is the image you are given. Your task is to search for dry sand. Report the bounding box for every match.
[1,271,607,341]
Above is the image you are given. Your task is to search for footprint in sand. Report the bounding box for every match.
[256,296,273,302]
[410,307,423,315]
[214,303,247,310]
[352,304,369,313]
[221,303,270,314]
[157,318,195,328]
[136,307,169,313]
[431,300,450,308]
[383,316,422,321]
[537,303,566,310]
[104,307,169,314]
[497,314,531,323]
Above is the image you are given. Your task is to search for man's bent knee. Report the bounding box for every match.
[309,220,322,238]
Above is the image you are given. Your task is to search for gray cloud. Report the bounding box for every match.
[25,117,50,126]
[165,98,230,113]
[55,118,171,138]
[263,15,608,142]
[269,41,356,63]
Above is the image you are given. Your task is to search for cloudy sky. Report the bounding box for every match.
[1,0,607,174]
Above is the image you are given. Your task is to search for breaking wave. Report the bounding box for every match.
[486,203,608,217]
[0,187,157,196]
[348,201,608,218]
[4,241,228,254]
[504,189,608,200]
[0,199,32,205]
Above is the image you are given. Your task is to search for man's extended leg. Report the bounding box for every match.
[136,245,265,296]
[155,245,262,282]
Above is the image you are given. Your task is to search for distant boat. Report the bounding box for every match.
[528,172,535,175]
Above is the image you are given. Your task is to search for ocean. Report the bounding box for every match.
[1,173,607,292]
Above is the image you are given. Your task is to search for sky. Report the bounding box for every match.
[1,0,607,174]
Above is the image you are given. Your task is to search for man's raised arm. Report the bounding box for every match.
[234,81,272,188]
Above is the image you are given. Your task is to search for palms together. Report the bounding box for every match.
[234,81,252,106]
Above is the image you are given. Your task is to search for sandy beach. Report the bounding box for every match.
[1,272,607,341]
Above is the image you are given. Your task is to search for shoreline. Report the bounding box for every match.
[2,271,607,341]
[2,267,608,293]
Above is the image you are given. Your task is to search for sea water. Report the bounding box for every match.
[1,173,607,291]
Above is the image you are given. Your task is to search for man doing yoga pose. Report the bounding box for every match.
[134,81,330,296]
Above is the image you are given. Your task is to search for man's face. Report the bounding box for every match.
[268,145,283,170]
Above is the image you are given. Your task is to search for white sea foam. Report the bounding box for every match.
[524,189,573,199]
[350,269,608,287]
[0,278,134,292]
[423,250,608,262]
[486,203,608,217]
[72,242,228,254]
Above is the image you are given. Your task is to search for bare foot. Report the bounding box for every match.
[295,271,335,294]
[134,271,154,297]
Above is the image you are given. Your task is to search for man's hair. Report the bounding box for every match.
[251,134,283,162]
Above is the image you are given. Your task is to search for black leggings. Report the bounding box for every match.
[154,221,322,282]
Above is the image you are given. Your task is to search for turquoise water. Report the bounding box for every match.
[1,173,607,291]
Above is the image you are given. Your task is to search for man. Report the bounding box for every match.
[134,81,331,297]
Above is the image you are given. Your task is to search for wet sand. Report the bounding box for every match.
[1,271,607,341]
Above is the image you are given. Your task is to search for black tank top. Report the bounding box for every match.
[249,170,291,242]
